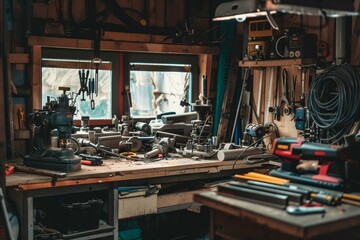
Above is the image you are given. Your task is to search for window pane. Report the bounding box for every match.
[42,67,112,119]
[130,70,190,117]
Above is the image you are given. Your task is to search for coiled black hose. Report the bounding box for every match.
[308,64,360,143]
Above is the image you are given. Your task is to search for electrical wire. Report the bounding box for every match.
[308,64,360,143]
[232,133,273,170]
[242,153,278,165]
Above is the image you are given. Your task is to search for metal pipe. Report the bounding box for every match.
[217,146,263,161]
[335,17,347,65]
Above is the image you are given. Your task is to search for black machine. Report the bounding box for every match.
[24,87,81,172]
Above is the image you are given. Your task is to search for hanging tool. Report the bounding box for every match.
[284,74,297,116]
[279,68,290,116]
[88,78,95,110]
[256,69,264,123]
[299,68,307,107]
[93,28,101,98]
[264,67,274,123]
[268,67,280,121]
[78,69,89,101]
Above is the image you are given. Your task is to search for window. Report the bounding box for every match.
[129,63,191,116]
[124,53,199,117]
[41,49,118,121]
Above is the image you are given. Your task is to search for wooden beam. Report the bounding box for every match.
[239,58,316,68]
[42,60,112,70]
[0,59,7,160]
[31,46,42,111]
[28,36,219,55]
[8,53,30,64]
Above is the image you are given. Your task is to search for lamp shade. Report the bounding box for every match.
[214,0,359,21]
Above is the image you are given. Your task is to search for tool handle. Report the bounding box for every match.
[90,99,95,110]
[310,193,340,206]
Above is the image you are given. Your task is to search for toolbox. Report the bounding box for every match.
[44,199,103,234]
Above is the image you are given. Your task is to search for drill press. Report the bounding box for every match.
[24,87,81,172]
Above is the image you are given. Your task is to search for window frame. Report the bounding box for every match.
[41,49,119,125]
[123,53,199,116]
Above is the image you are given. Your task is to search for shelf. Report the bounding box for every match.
[28,36,219,55]
[62,224,115,240]
[238,58,316,68]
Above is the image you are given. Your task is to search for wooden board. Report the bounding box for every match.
[6,157,259,189]
[28,36,219,55]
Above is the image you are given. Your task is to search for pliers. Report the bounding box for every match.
[279,68,290,115]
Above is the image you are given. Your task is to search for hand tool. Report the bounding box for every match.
[284,74,297,116]
[246,179,360,207]
[88,78,95,110]
[229,181,304,204]
[78,69,89,101]
[5,164,14,176]
[77,138,119,157]
[300,68,306,107]
[268,67,280,121]
[218,184,289,209]
[264,67,274,123]
[256,69,264,122]
[234,174,289,185]
[79,153,103,166]
[286,205,325,215]
[278,68,290,116]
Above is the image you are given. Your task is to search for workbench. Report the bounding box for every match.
[194,191,360,240]
[6,157,260,240]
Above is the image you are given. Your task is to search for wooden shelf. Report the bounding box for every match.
[28,36,219,55]
[238,58,316,68]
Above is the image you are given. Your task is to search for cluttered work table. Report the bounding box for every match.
[6,157,260,240]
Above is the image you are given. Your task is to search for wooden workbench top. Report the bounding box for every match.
[194,191,360,239]
[6,157,257,190]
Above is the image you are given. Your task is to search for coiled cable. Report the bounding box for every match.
[308,64,360,143]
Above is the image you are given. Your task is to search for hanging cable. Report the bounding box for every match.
[308,64,360,143]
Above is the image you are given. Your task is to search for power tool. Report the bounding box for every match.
[270,138,348,189]
[24,87,81,172]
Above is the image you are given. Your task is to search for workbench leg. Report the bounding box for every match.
[7,190,33,240]
[109,188,118,240]
[209,209,215,240]
[26,196,34,240]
